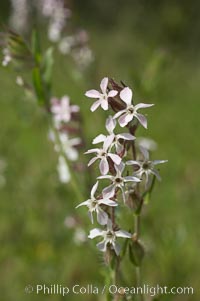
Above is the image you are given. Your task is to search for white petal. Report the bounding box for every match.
[97,209,108,225]
[100,77,108,93]
[99,198,118,207]
[135,113,147,129]
[93,134,106,144]
[118,113,133,127]
[151,169,162,181]
[66,147,78,161]
[126,160,140,166]
[69,137,81,146]
[85,148,99,154]
[124,176,141,182]
[113,110,126,119]
[140,146,149,161]
[88,157,98,166]
[100,99,109,110]
[102,184,116,199]
[108,90,118,97]
[88,228,103,239]
[115,230,132,238]
[85,89,101,98]
[108,153,121,165]
[117,133,135,140]
[99,157,109,175]
[113,242,121,256]
[97,175,113,180]
[120,87,133,105]
[71,105,80,112]
[134,103,154,110]
[91,100,101,112]
[153,160,168,165]
[103,134,115,151]
[96,240,107,252]
[107,219,113,231]
[106,116,116,133]
[88,211,94,224]
[91,181,98,198]
[76,200,90,208]
[115,161,125,174]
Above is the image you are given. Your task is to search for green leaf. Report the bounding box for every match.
[129,241,145,267]
[42,47,54,88]
[32,67,45,105]
[31,30,41,64]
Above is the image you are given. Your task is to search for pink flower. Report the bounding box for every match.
[88,220,132,255]
[93,116,135,154]
[85,136,121,175]
[76,181,117,225]
[126,147,168,187]
[51,96,79,125]
[85,77,118,112]
[113,87,154,128]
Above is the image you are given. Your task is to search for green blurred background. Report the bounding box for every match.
[0,0,200,300]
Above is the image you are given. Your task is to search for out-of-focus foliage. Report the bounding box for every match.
[0,1,200,300]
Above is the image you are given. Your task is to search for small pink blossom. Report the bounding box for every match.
[76,181,117,225]
[51,96,79,125]
[85,136,121,175]
[126,147,168,187]
[93,116,135,154]
[88,220,132,255]
[85,77,118,112]
[113,87,154,128]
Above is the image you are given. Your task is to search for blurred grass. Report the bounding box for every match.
[0,1,200,300]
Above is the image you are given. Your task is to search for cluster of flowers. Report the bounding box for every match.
[49,95,82,183]
[8,0,93,69]
[76,77,167,255]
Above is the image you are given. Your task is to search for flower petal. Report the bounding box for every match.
[97,175,113,180]
[115,230,132,238]
[96,240,107,252]
[93,134,106,144]
[118,113,133,127]
[113,110,126,119]
[103,134,115,151]
[85,149,99,154]
[120,87,133,105]
[115,161,125,174]
[99,157,109,175]
[108,90,118,97]
[153,160,168,165]
[117,133,135,140]
[88,157,98,167]
[100,98,109,111]
[108,153,122,165]
[106,116,116,133]
[151,169,162,181]
[135,113,148,129]
[76,200,90,208]
[100,77,108,93]
[99,198,118,206]
[88,228,103,239]
[102,184,116,198]
[90,100,101,112]
[85,89,101,98]
[91,181,98,198]
[113,241,121,256]
[126,160,140,166]
[140,146,149,161]
[97,208,108,225]
[124,176,140,182]
[135,103,154,110]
